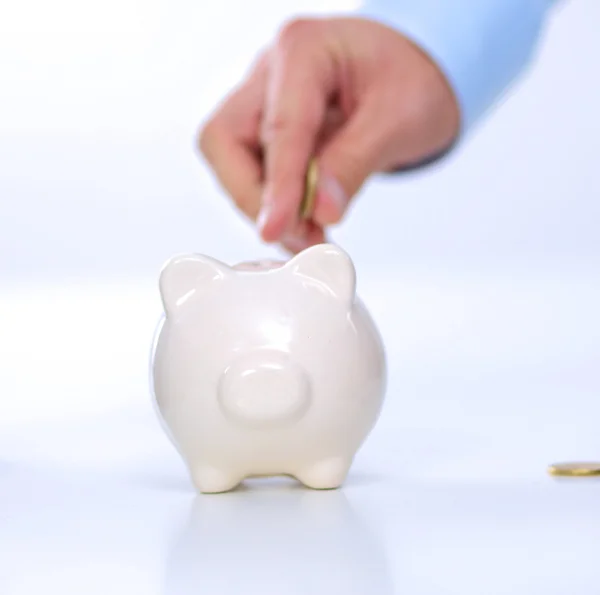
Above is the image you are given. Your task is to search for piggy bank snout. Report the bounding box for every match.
[217,350,312,428]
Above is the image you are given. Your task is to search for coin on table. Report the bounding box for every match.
[299,158,319,219]
[547,462,600,477]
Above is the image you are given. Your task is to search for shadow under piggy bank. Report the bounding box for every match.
[163,482,394,595]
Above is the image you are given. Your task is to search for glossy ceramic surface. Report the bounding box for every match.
[150,244,387,493]
[2,273,600,594]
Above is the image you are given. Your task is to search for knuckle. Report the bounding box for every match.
[261,112,293,142]
[197,118,220,160]
[262,102,320,144]
[339,147,367,178]
[276,18,316,48]
[235,192,260,220]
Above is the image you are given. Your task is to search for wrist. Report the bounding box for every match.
[356,0,554,136]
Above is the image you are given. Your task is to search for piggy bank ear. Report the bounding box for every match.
[287,243,356,304]
[159,254,230,316]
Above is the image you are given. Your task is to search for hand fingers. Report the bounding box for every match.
[311,91,396,226]
[201,129,263,219]
[198,53,268,221]
[265,105,344,250]
[257,19,335,243]
[280,219,327,254]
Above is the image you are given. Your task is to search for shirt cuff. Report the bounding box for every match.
[356,0,556,135]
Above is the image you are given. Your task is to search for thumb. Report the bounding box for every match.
[312,97,392,226]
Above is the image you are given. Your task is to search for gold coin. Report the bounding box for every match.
[547,462,600,477]
[299,158,319,219]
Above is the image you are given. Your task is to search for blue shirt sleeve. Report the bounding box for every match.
[356,0,558,134]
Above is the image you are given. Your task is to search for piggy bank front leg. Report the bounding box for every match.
[295,456,353,490]
[190,464,244,494]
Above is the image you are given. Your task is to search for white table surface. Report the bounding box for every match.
[1,0,599,591]
[1,277,598,595]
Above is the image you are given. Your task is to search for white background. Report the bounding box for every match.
[1,0,598,593]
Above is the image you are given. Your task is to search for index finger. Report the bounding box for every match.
[258,19,334,242]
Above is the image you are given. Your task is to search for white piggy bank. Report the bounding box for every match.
[150,243,386,493]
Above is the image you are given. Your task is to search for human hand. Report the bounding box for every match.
[198,16,460,253]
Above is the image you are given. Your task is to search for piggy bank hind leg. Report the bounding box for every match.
[190,464,245,494]
[294,456,353,490]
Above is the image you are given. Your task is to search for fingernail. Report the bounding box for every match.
[256,203,272,234]
[319,172,347,212]
[281,233,310,253]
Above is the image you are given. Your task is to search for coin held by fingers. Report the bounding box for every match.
[299,157,319,220]
[276,157,325,254]
[280,157,325,253]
